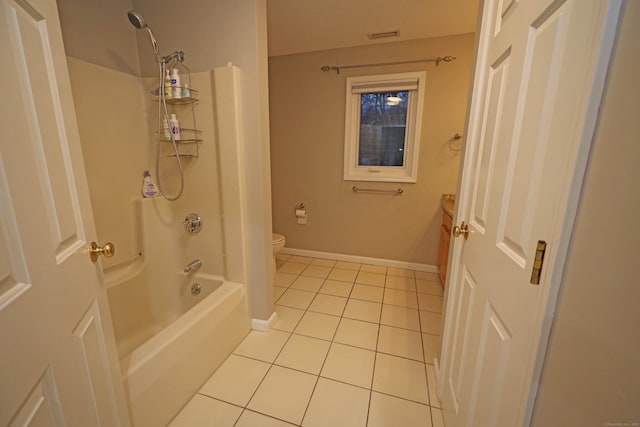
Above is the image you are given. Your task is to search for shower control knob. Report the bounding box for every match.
[89,241,115,262]
[183,213,202,233]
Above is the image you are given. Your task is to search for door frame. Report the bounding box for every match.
[437,0,625,424]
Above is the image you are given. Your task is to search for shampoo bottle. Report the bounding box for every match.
[171,68,182,99]
[142,170,158,198]
[163,69,172,99]
[162,117,171,140]
[170,113,181,140]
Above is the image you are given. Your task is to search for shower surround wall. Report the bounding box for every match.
[269,33,474,266]
[58,0,274,322]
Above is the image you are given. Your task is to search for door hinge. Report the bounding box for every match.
[530,240,547,285]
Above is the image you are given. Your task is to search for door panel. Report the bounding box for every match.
[7,0,84,259]
[439,0,621,425]
[8,368,65,427]
[0,0,128,425]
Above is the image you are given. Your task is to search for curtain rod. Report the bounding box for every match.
[320,55,456,74]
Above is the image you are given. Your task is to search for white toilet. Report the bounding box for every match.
[272,233,286,279]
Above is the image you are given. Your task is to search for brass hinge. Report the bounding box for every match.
[530,240,547,285]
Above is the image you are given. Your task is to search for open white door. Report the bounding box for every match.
[439,0,622,425]
[0,0,129,425]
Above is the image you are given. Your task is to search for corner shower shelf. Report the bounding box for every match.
[152,81,202,157]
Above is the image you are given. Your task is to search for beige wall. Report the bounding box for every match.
[57,0,140,76]
[531,2,640,425]
[269,34,474,265]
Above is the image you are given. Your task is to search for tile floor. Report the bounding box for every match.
[171,255,444,427]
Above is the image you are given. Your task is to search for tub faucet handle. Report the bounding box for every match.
[183,213,202,233]
[184,259,202,273]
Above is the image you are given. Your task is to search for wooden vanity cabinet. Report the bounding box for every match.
[437,211,453,286]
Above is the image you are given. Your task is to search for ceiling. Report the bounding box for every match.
[266,0,480,57]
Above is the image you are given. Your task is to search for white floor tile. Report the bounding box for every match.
[368,392,432,427]
[377,325,424,361]
[273,305,305,332]
[372,353,429,404]
[415,271,440,281]
[288,255,313,265]
[380,305,421,331]
[387,267,414,278]
[327,268,358,283]
[233,330,290,363]
[310,258,336,268]
[350,284,384,303]
[279,262,307,275]
[290,275,325,293]
[275,334,330,375]
[274,272,298,287]
[235,410,297,427]
[423,333,442,364]
[169,395,241,427]
[274,286,286,301]
[321,343,375,389]
[343,299,382,323]
[294,311,340,341]
[426,364,441,408]
[318,279,353,298]
[420,311,442,336]
[247,366,317,425]
[355,271,386,287]
[335,261,361,271]
[360,264,387,275]
[301,265,331,279]
[200,355,270,406]
[416,279,444,296]
[418,293,443,313]
[302,378,369,427]
[277,288,315,310]
[308,293,347,316]
[333,318,379,351]
[385,275,416,292]
[276,253,291,263]
[383,288,418,309]
[431,408,445,427]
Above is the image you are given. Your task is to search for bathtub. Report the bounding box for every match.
[106,269,250,426]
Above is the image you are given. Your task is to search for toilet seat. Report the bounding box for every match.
[272,233,285,245]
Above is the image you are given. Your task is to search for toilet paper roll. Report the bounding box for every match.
[295,209,307,218]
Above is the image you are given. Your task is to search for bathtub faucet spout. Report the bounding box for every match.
[184,259,202,273]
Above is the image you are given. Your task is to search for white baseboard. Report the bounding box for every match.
[281,247,438,273]
[251,311,278,332]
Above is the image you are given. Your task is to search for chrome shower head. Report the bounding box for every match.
[127,10,161,63]
[127,10,146,29]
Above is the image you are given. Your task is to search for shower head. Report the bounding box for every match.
[127,10,146,29]
[127,10,161,63]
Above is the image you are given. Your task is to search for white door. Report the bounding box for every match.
[0,0,129,425]
[439,0,621,425]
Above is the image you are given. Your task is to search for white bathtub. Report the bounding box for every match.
[107,270,249,426]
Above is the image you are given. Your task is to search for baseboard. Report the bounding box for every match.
[251,311,278,332]
[281,247,438,273]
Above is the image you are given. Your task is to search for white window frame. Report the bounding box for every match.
[343,71,426,183]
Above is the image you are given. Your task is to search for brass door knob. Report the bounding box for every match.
[89,241,115,262]
[453,222,469,240]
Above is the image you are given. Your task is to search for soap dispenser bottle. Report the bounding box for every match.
[171,68,182,99]
[142,170,158,198]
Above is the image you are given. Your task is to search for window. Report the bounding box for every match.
[343,72,426,182]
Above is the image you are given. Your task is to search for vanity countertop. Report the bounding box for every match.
[442,194,456,218]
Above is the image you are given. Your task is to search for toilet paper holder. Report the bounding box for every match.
[295,203,306,210]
